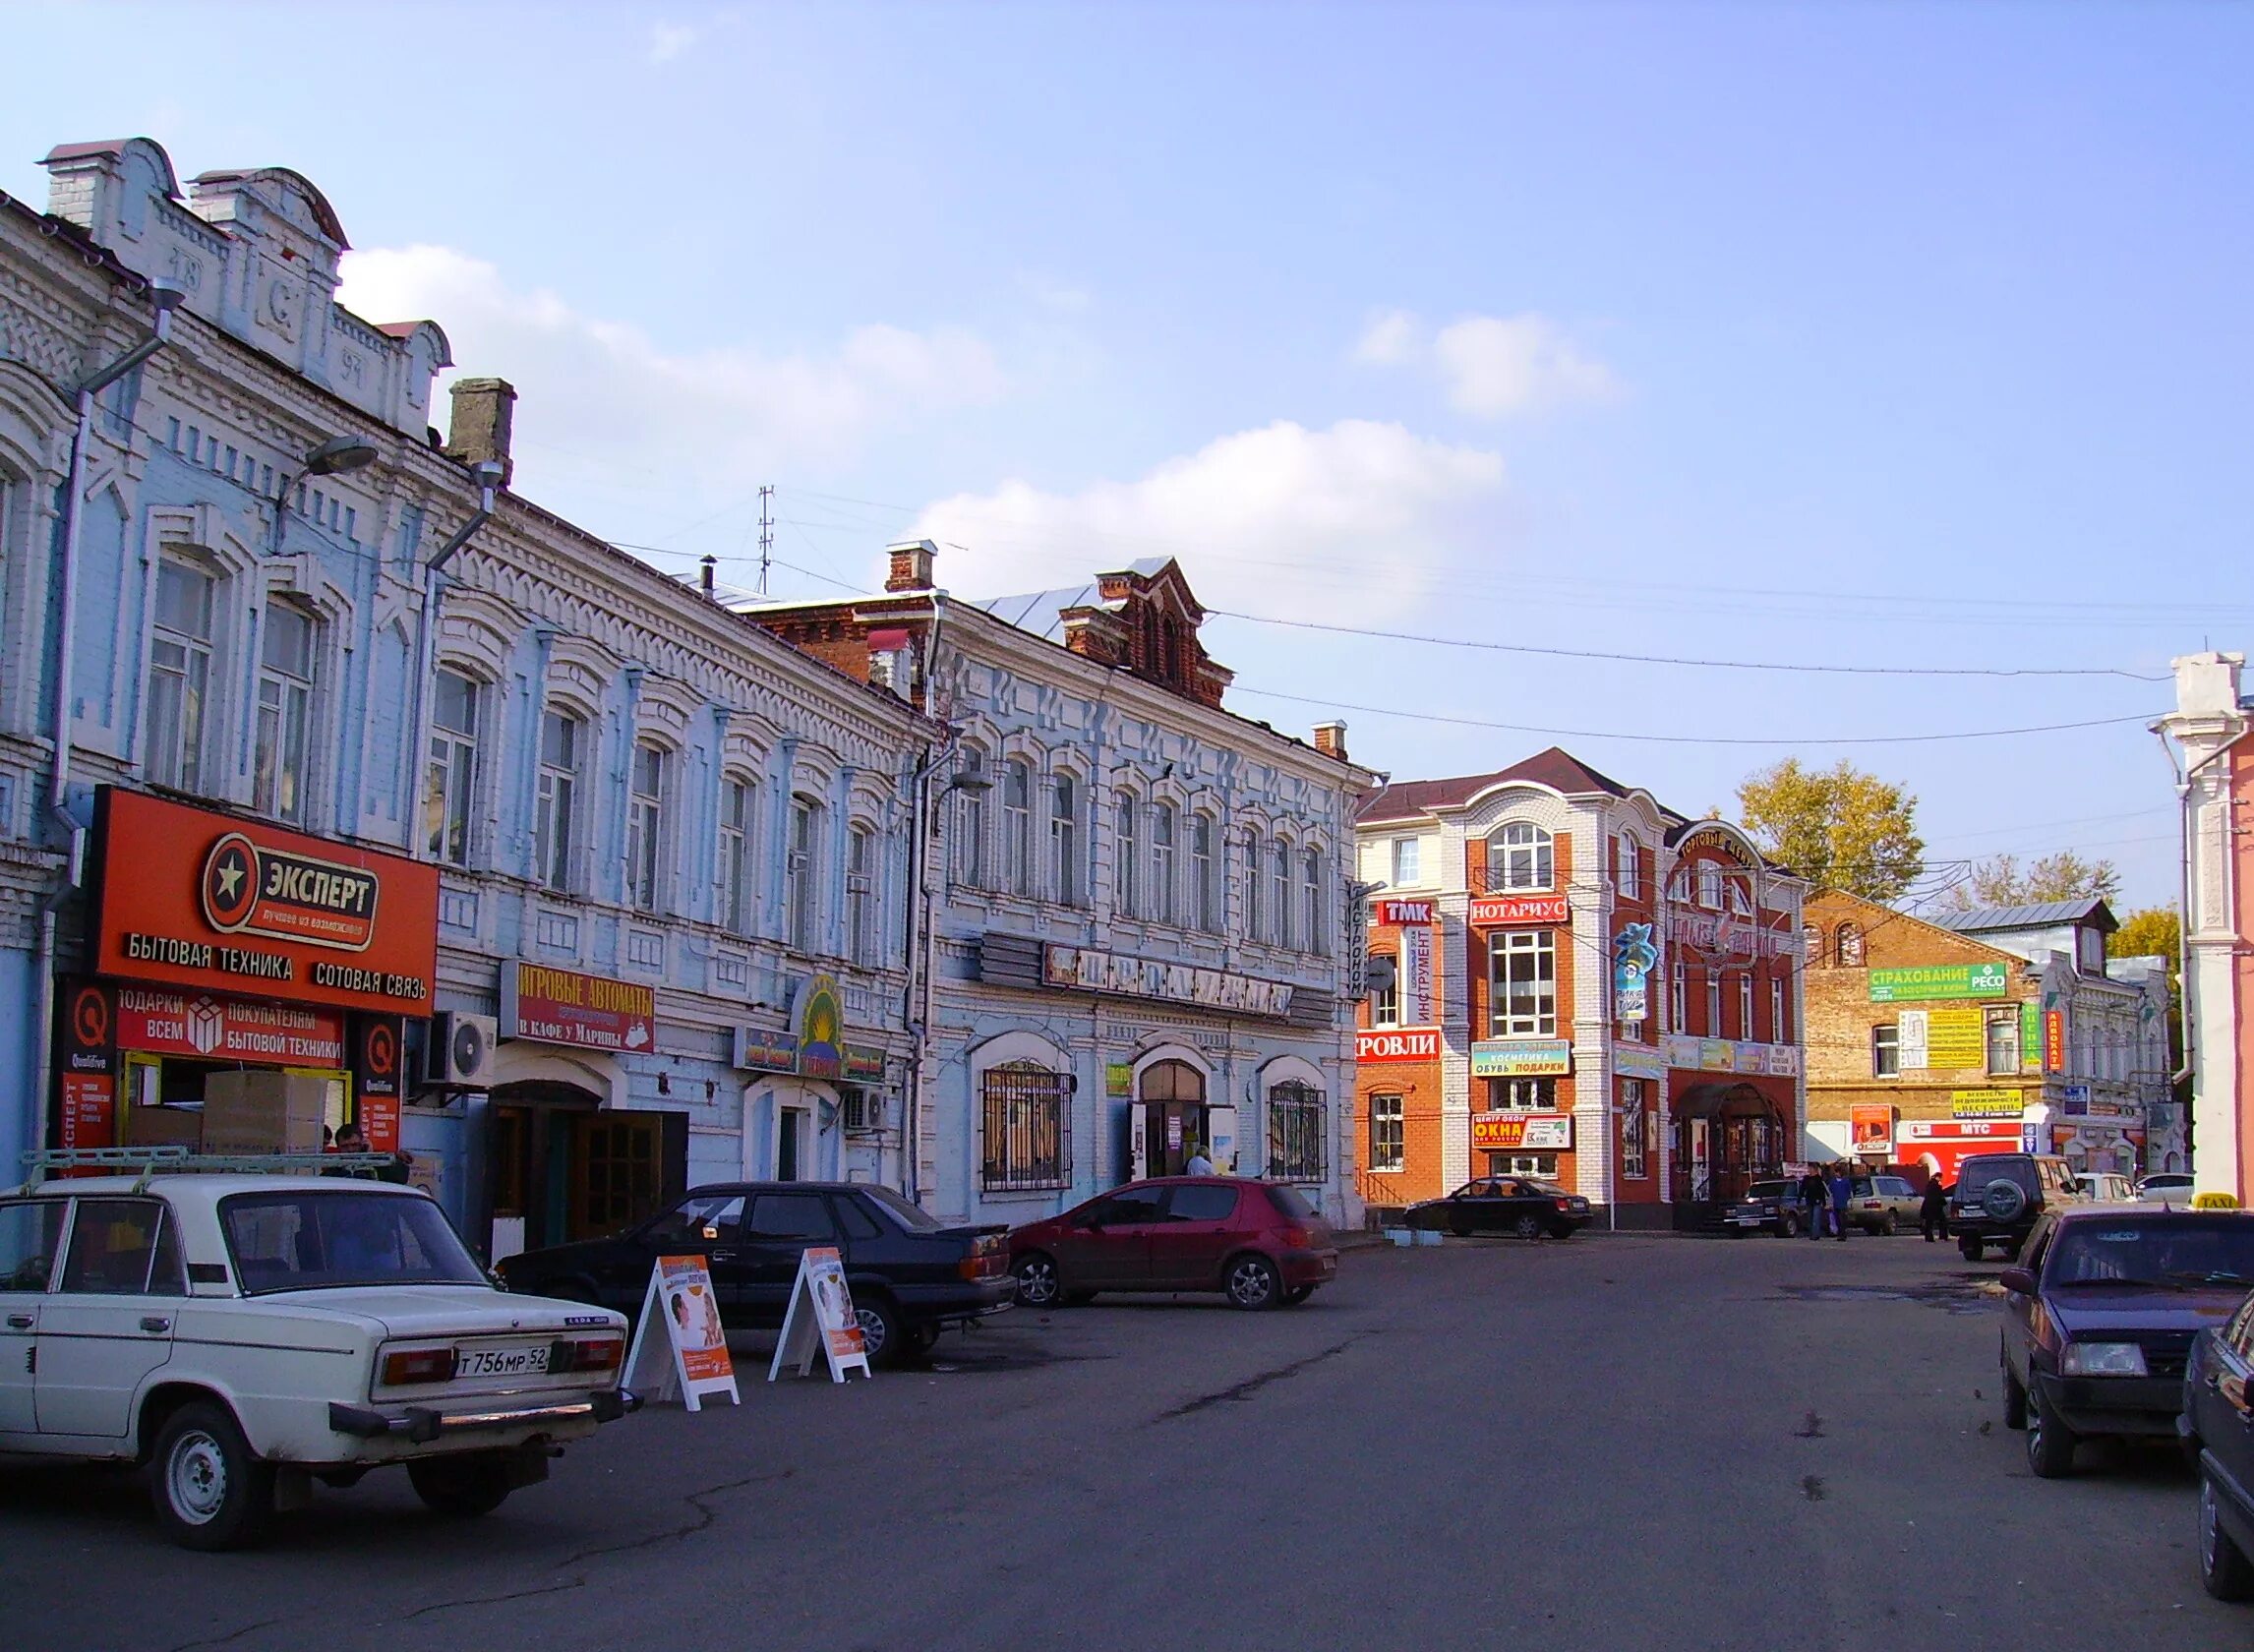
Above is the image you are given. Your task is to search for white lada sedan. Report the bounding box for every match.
[0,1173,637,1549]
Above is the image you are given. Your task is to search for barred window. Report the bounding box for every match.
[1621,1079,1649,1179]
[980,1061,1070,1192]
[1267,1081,1326,1182]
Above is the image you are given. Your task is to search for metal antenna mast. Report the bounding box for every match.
[757,485,775,596]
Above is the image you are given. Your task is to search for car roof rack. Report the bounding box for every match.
[15,1147,398,1195]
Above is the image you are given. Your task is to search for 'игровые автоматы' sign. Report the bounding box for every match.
[1042,944,1294,1018]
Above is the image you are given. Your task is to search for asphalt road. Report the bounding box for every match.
[1,1229,2243,1652]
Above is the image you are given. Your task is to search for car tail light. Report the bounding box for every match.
[552,1335,624,1374]
[381,1347,457,1386]
[960,1252,1005,1280]
[1556,1199,1572,1211]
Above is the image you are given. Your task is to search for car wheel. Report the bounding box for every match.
[150,1400,274,1552]
[1513,1213,1544,1241]
[1780,1212,1800,1238]
[907,1323,942,1355]
[2026,1384,2077,1478]
[1224,1253,1281,1311]
[1013,1252,1063,1309]
[855,1295,906,1366]
[408,1453,514,1518]
[1284,1284,1317,1306]
[2001,1347,2027,1430]
[1959,1237,1984,1262]
[1879,1212,1898,1237]
[2201,1469,2254,1601]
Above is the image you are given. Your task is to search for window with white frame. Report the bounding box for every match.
[847,823,877,966]
[1489,930,1557,1036]
[1488,1077,1555,1111]
[1616,832,1641,899]
[425,668,479,867]
[999,759,1032,895]
[1494,1154,1560,1180]
[1802,922,1823,967]
[1114,792,1138,917]
[1770,975,1786,1044]
[1267,1081,1326,1181]
[720,776,755,936]
[1391,835,1420,887]
[1369,1092,1404,1172]
[954,747,987,890]
[1737,973,1753,1040]
[787,796,822,953]
[1669,959,1687,1032]
[253,602,316,823]
[1050,774,1081,906]
[1301,848,1324,955]
[1985,1006,2020,1076]
[1872,1024,1900,1078]
[534,710,581,892]
[1696,864,1723,909]
[1369,953,1398,1026]
[1621,1080,1649,1178]
[1151,802,1176,922]
[1270,839,1292,948]
[148,557,215,793]
[1705,972,1722,1037]
[1192,813,1217,929]
[1243,831,1263,940]
[1490,821,1554,891]
[625,742,667,912]
[1726,875,1752,917]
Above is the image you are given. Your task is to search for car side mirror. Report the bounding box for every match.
[1998,1267,2037,1296]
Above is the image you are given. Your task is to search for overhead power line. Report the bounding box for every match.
[1204,610,2165,682]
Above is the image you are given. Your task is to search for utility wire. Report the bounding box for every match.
[1205,610,2168,682]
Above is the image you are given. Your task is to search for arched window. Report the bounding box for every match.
[1050,774,1082,906]
[1835,921,1865,968]
[787,795,824,953]
[1802,922,1822,968]
[254,599,318,824]
[1114,791,1139,917]
[1301,848,1325,953]
[1150,801,1177,923]
[1002,758,1032,894]
[426,667,483,867]
[1270,838,1292,948]
[625,740,669,912]
[719,773,757,935]
[1615,831,1641,899]
[952,744,987,890]
[846,823,878,966]
[1488,821,1554,892]
[148,554,217,793]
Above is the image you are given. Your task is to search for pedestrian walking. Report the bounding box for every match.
[1800,1165,1829,1239]
[1826,1163,1853,1242]
[1921,1175,1950,1243]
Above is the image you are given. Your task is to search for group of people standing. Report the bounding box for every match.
[1794,1163,1955,1241]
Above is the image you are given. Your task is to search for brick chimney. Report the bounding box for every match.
[885,538,937,593]
[445,377,516,486]
[1313,721,1349,761]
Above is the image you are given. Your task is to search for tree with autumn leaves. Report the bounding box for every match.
[1735,758,1926,902]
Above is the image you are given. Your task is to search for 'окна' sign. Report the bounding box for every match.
[92,789,438,1016]
[1356,1027,1440,1063]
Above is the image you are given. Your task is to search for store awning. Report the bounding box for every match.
[1673,1082,1777,1120]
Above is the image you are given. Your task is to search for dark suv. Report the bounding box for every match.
[1727,1179,1805,1237]
[2181,1276,2254,1601]
[1950,1152,2083,1261]
[496,1182,1014,1366]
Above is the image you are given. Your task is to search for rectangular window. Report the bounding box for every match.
[847,825,876,967]
[1697,865,1723,909]
[787,797,820,953]
[1302,849,1324,955]
[954,755,986,890]
[1270,842,1292,949]
[1369,1093,1404,1172]
[1669,960,1686,1032]
[1621,1080,1649,1179]
[1705,972,1722,1037]
[1151,803,1176,923]
[625,742,665,912]
[1267,1082,1326,1182]
[1617,837,1641,900]
[425,668,478,866]
[1392,836,1421,887]
[534,710,580,892]
[1494,824,1554,891]
[1002,760,1032,895]
[1872,1025,1900,1079]
[1489,931,1557,1037]
[1770,976,1786,1045]
[1050,775,1080,906]
[1370,954,1398,1027]
[1243,833,1262,940]
[254,604,315,822]
[720,778,754,936]
[980,1062,1068,1191]
[1114,793,1138,917]
[1737,974,1754,1041]
[1192,815,1217,929]
[148,558,215,792]
[1985,1006,2020,1076]
[1488,1077,1555,1111]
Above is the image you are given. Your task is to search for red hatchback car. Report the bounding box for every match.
[1009,1177,1337,1310]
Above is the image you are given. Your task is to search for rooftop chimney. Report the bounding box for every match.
[445,377,516,487]
[885,538,937,593]
[1313,721,1349,761]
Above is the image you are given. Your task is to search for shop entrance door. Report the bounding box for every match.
[1137,1060,1208,1180]
[777,1107,808,1182]
[570,1112,666,1243]
[488,1085,687,1256]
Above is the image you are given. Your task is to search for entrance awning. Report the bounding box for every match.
[1673,1082,1777,1120]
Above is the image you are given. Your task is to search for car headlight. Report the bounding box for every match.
[2061,1341,2148,1378]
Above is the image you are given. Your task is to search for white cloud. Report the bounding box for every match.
[648,22,698,63]
[337,245,1007,498]
[910,419,1505,624]
[1356,310,1620,417]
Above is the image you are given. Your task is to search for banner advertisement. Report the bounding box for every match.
[91,788,439,1016]
[56,978,117,1161]
[623,1255,740,1411]
[769,1246,873,1384]
[1402,925,1435,1025]
[1850,1104,1895,1154]
[1470,1039,1572,1078]
[2044,1010,2065,1073]
[1952,1090,2026,1119]
[1471,1113,1573,1151]
[504,961,656,1052]
[349,1014,405,1152]
[1357,1027,1441,1063]
[2021,1002,2042,1073]
[1613,923,1658,1025]
[1919,1008,1985,1070]
[113,984,345,1066]
[1374,899,1436,926]
[1469,894,1571,927]
[1868,964,2009,1003]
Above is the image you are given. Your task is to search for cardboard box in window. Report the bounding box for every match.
[202,1071,327,1155]
[124,1103,204,1150]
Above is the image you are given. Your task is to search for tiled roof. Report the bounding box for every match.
[1930,898,2118,935]
[1358,745,1660,823]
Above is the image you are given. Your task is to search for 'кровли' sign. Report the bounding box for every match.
[1041,944,1295,1019]
[91,789,439,1016]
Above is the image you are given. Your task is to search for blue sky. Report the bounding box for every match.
[7,2,2248,909]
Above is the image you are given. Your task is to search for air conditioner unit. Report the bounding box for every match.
[842,1091,878,1133]
[427,1012,497,1089]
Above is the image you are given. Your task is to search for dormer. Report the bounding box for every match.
[1093,558,1234,706]
[37,138,449,437]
